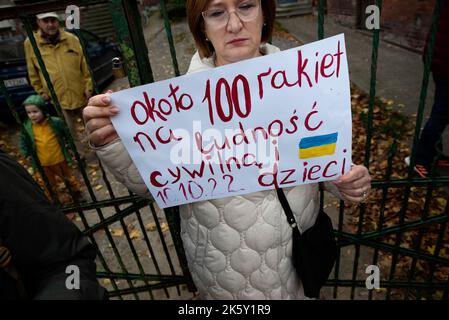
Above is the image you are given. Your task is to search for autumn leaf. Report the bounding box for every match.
[110,228,124,237]
[161,222,169,233]
[408,198,421,205]
[426,245,436,255]
[139,250,152,259]
[435,197,447,208]
[429,210,441,217]
[129,229,141,240]
[145,222,157,231]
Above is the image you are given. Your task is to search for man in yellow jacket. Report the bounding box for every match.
[24,12,93,160]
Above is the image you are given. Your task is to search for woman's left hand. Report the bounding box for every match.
[332,165,371,203]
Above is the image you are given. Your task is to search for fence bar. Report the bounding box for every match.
[423,199,449,299]
[369,140,396,300]
[337,232,449,266]
[97,272,185,281]
[150,203,182,295]
[325,279,448,290]
[108,0,154,87]
[134,207,171,298]
[62,195,145,213]
[371,177,449,188]
[159,0,181,77]
[317,0,324,39]
[165,206,197,292]
[338,213,449,245]
[404,183,436,299]
[107,279,189,298]
[332,200,345,299]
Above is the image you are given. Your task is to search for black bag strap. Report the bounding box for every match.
[276,183,325,233]
[275,188,298,231]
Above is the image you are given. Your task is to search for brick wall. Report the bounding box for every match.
[325,0,436,51]
[327,0,359,27]
[380,0,435,50]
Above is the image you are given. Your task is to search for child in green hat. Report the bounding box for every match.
[19,94,84,206]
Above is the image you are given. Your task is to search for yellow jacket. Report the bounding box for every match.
[24,29,93,110]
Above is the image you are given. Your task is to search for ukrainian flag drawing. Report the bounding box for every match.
[299,132,338,159]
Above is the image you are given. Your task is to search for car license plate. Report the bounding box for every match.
[3,77,28,88]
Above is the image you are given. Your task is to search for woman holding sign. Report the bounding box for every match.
[83,0,371,299]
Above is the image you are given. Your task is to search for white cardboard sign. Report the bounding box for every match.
[111,34,352,208]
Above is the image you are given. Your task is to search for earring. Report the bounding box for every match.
[206,37,209,41]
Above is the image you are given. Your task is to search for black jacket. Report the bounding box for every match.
[0,149,107,300]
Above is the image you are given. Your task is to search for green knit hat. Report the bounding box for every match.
[22,95,48,115]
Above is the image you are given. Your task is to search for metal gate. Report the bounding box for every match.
[0,0,448,300]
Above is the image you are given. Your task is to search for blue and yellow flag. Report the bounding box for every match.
[299,132,338,159]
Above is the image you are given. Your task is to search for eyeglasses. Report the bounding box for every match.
[202,0,261,28]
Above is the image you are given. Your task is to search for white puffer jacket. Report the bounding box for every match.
[95,44,342,299]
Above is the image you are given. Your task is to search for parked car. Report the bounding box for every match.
[0,28,121,123]
[0,34,34,122]
[72,29,122,90]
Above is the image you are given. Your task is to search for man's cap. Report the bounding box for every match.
[36,12,60,20]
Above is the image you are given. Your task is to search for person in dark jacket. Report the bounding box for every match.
[411,0,449,177]
[0,149,107,300]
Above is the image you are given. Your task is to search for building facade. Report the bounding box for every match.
[326,0,436,51]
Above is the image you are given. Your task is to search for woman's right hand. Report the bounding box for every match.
[83,92,120,147]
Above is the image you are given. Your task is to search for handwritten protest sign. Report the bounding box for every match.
[111,34,352,208]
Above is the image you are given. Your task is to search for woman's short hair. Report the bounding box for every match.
[186,0,276,58]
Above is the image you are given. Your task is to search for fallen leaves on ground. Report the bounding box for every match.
[144,221,170,233]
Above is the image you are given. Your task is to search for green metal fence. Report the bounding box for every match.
[0,0,448,300]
